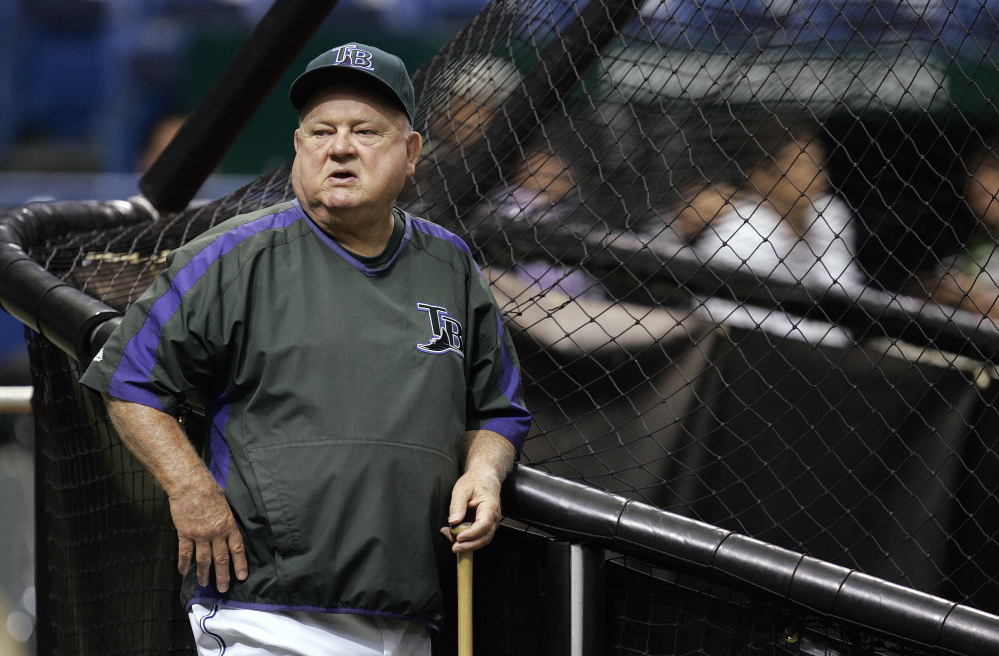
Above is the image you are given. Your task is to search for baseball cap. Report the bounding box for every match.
[290,43,416,124]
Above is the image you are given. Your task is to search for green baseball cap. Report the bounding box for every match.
[290,43,416,123]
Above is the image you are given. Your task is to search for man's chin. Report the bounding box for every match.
[315,192,364,212]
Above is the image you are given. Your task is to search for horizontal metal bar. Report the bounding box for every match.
[502,464,999,656]
[481,227,999,363]
[0,200,149,363]
[0,386,33,413]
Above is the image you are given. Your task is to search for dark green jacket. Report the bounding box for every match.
[80,200,531,629]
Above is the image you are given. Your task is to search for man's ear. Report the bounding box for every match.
[293,128,302,155]
[406,131,423,176]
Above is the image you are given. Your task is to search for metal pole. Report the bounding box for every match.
[138,0,343,214]
[0,386,32,413]
[546,541,604,656]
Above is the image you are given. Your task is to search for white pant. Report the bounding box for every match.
[189,604,432,656]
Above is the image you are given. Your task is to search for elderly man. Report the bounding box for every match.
[79,43,531,655]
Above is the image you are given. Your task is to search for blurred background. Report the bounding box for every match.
[8,0,999,653]
[0,1,489,653]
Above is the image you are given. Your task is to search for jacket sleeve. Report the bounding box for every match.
[78,238,227,416]
[463,262,533,451]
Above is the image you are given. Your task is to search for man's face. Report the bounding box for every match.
[967,152,999,232]
[292,84,421,224]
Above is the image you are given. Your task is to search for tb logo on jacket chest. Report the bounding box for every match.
[416,303,464,357]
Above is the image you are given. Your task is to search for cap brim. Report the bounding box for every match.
[290,67,411,122]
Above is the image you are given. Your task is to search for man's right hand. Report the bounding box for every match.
[169,482,248,593]
[103,395,250,593]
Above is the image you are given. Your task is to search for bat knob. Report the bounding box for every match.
[450,521,474,537]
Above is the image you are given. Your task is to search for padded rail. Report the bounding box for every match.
[486,227,999,362]
[502,465,999,656]
[0,199,150,363]
[2,194,998,368]
[2,199,999,654]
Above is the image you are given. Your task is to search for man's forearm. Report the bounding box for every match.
[103,394,214,496]
[462,429,516,482]
[440,429,516,552]
[103,394,248,589]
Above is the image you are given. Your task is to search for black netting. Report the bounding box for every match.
[29,332,191,654]
[21,0,999,653]
[443,528,955,656]
[605,560,936,656]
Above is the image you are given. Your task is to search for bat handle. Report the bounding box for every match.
[451,521,474,656]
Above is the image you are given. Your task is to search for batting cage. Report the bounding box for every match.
[6,0,999,653]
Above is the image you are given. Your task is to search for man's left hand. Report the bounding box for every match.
[440,430,516,553]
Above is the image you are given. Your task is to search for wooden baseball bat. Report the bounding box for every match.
[451,521,473,656]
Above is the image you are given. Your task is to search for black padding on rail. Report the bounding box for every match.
[0,200,145,245]
[615,500,730,571]
[502,465,999,656]
[834,571,952,645]
[787,556,851,615]
[940,605,999,656]
[713,534,804,599]
[503,463,626,541]
[0,200,151,362]
[88,316,123,357]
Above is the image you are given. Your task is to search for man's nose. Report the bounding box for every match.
[327,131,356,157]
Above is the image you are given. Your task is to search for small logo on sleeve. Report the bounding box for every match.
[416,303,463,357]
[93,347,104,363]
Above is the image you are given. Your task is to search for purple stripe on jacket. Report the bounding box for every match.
[208,403,233,490]
[107,205,304,406]
[410,216,530,447]
[409,215,473,255]
[485,310,532,449]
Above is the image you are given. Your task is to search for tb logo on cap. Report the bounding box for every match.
[331,44,374,71]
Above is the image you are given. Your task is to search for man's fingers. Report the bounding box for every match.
[179,530,247,592]
[459,497,498,535]
[452,499,499,552]
[456,517,495,543]
[456,513,492,541]
[229,531,249,581]
[195,540,214,586]
[447,466,507,553]
[452,525,497,552]
[168,484,251,590]
[448,487,470,525]
[178,538,194,575]
[213,536,232,592]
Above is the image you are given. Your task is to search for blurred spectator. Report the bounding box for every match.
[474,113,703,355]
[919,134,999,319]
[421,54,522,165]
[406,53,522,227]
[648,110,866,345]
[472,119,605,301]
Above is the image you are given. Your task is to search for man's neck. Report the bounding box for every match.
[303,204,396,257]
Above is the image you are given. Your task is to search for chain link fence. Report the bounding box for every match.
[17,0,999,652]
